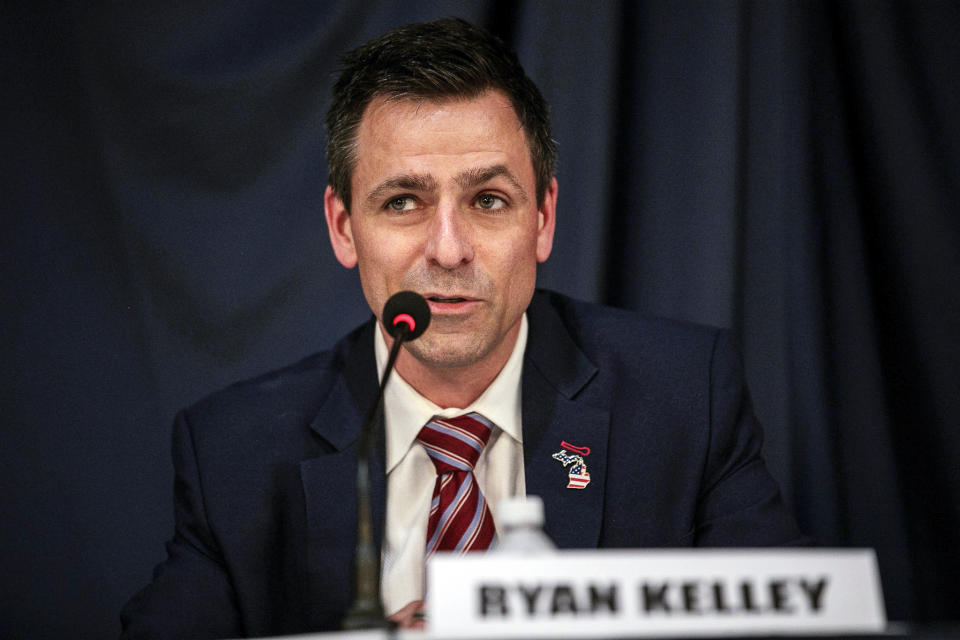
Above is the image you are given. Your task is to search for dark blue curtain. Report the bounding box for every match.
[4,2,958,637]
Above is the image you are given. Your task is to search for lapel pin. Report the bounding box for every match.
[551,441,591,489]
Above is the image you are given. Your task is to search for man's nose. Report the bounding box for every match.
[424,200,474,269]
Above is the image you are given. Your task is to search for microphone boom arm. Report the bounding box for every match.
[343,291,428,630]
[342,327,407,630]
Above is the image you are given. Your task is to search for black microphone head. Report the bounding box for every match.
[382,291,430,341]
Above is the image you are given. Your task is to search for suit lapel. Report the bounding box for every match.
[300,319,386,606]
[523,293,609,549]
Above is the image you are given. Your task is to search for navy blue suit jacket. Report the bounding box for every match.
[121,290,806,639]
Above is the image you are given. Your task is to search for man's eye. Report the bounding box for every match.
[387,196,416,211]
[476,194,506,210]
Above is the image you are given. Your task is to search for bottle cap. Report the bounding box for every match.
[497,495,545,527]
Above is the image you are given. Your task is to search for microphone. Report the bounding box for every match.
[383,290,430,341]
[343,291,430,630]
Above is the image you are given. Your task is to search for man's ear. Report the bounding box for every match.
[535,177,558,263]
[324,185,358,268]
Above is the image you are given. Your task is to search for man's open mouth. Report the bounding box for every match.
[427,296,469,303]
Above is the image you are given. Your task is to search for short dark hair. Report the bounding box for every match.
[325,18,556,210]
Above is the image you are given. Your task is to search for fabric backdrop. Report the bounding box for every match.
[4,2,958,638]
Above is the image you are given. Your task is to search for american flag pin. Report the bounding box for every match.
[551,441,591,489]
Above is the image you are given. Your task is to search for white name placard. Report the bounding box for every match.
[428,549,885,637]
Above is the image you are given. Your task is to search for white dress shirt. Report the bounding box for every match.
[374,314,528,616]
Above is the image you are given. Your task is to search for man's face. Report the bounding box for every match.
[324,90,557,373]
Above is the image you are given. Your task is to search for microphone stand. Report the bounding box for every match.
[341,327,408,631]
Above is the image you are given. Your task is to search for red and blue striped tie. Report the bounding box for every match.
[417,412,496,556]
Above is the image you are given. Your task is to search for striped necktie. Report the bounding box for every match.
[417,412,497,556]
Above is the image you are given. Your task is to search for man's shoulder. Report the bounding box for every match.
[181,319,373,437]
[531,289,722,361]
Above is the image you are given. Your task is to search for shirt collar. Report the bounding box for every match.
[375,314,528,472]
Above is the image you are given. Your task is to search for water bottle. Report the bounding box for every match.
[491,495,556,552]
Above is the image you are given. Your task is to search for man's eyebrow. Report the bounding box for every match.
[455,165,529,203]
[365,174,438,206]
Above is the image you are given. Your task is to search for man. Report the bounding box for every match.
[121,18,806,639]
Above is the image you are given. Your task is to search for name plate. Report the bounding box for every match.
[428,549,885,637]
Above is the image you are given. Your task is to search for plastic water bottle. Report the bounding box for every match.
[491,495,556,552]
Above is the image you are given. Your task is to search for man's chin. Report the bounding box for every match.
[402,334,491,370]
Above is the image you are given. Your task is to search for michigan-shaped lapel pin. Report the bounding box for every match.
[551,441,591,489]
